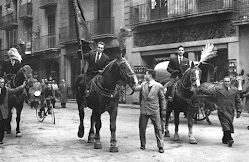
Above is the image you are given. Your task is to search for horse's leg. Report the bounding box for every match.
[187,110,197,144]
[164,104,171,137]
[93,112,102,149]
[109,107,118,152]
[77,103,85,138]
[15,104,23,137]
[173,110,180,140]
[5,107,12,134]
[87,114,95,143]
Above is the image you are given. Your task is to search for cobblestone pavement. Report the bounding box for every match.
[0,102,249,162]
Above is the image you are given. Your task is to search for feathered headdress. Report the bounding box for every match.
[8,47,22,62]
[199,43,217,63]
[118,27,131,50]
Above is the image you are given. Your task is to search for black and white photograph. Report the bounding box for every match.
[0,0,249,161]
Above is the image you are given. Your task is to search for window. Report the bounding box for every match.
[6,29,17,49]
[48,14,55,48]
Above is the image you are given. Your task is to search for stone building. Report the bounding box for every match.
[0,0,126,98]
[0,0,249,103]
[126,0,249,103]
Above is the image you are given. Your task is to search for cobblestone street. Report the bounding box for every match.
[0,102,249,162]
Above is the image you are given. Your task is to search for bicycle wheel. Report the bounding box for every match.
[36,106,46,122]
[50,107,55,124]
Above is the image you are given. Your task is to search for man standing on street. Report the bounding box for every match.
[135,69,166,153]
[59,79,68,108]
[166,45,189,100]
[198,76,242,147]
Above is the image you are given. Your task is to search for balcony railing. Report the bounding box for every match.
[0,13,18,30]
[0,49,8,62]
[40,0,57,9]
[234,0,249,21]
[87,17,115,38]
[130,0,237,25]
[33,35,59,52]
[59,26,77,44]
[19,3,33,20]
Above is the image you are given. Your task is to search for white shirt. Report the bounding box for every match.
[178,56,183,64]
[95,52,102,62]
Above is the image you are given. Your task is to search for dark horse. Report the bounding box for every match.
[5,65,33,137]
[75,54,137,152]
[164,62,202,144]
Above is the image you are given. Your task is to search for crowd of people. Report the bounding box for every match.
[28,77,69,110]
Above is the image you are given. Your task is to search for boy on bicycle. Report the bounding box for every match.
[39,82,55,116]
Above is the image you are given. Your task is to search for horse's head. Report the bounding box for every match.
[15,65,33,87]
[115,54,138,89]
[182,62,202,92]
[231,69,244,91]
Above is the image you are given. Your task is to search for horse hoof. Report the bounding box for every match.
[87,136,94,143]
[174,134,180,141]
[164,131,170,137]
[94,142,102,149]
[189,138,197,144]
[77,127,84,138]
[109,146,119,152]
[16,133,22,137]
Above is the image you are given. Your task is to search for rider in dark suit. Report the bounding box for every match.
[83,42,110,82]
[166,45,189,99]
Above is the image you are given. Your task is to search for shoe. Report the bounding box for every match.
[159,147,164,153]
[222,141,228,144]
[48,110,51,114]
[227,140,234,147]
[0,141,3,144]
[140,146,145,150]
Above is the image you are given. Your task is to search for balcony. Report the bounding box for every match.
[0,49,8,62]
[39,0,57,9]
[19,3,33,20]
[33,35,59,53]
[59,26,77,45]
[130,0,238,27]
[0,13,18,30]
[87,17,115,39]
[233,0,249,25]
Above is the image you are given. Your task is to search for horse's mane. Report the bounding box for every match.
[102,59,117,73]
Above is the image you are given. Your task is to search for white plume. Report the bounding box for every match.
[8,47,22,62]
[199,43,217,63]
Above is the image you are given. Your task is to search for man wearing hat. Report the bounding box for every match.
[0,48,22,82]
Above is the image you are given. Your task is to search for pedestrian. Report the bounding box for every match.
[134,69,166,153]
[166,45,190,100]
[0,77,26,144]
[198,76,242,147]
[59,79,68,108]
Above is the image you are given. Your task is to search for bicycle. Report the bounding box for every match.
[34,91,55,124]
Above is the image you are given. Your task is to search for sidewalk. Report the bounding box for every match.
[67,99,140,109]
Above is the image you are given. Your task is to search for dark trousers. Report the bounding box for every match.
[139,113,164,148]
[165,78,177,98]
[61,103,66,108]
[0,119,7,141]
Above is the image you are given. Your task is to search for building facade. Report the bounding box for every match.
[0,0,249,103]
[0,0,126,98]
[125,0,249,103]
